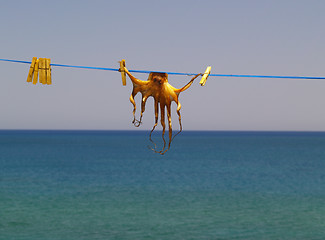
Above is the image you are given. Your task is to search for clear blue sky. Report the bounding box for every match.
[1,0,325,131]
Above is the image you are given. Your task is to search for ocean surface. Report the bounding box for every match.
[1,130,325,240]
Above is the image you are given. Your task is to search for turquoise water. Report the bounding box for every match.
[1,130,325,239]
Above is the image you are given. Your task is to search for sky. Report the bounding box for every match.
[1,0,325,131]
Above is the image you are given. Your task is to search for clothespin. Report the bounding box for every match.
[39,58,46,84]
[27,57,52,85]
[46,58,52,85]
[199,66,212,86]
[27,57,37,82]
[32,59,40,84]
[120,59,126,86]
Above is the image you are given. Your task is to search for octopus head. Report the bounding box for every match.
[148,72,168,86]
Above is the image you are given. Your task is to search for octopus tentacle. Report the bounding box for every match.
[171,101,183,142]
[138,94,150,126]
[156,102,166,154]
[130,90,139,126]
[173,73,201,94]
[160,102,173,155]
[149,99,159,150]
[176,101,182,130]
[124,67,148,86]
[124,67,149,126]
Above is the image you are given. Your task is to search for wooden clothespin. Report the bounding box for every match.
[39,58,46,84]
[120,59,126,86]
[27,57,52,85]
[199,66,212,86]
[27,57,37,82]
[46,58,52,85]
[32,58,40,84]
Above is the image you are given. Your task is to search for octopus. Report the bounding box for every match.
[121,66,201,155]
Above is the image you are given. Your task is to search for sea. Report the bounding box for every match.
[1,130,325,240]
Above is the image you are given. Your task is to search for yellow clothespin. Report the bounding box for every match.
[39,58,46,84]
[27,57,52,85]
[120,59,126,86]
[199,66,212,86]
[46,58,52,85]
[27,57,37,82]
[32,59,40,84]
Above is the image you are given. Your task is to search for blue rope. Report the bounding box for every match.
[209,73,325,80]
[1,58,325,80]
[51,63,119,72]
[0,58,31,64]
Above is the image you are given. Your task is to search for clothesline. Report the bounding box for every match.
[1,58,325,80]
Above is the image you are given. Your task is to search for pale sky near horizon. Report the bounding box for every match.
[1,0,325,131]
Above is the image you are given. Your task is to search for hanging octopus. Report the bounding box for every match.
[120,65,201,155]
